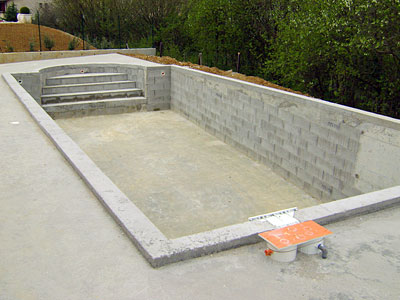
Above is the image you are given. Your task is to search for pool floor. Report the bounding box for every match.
[57,110,322,238]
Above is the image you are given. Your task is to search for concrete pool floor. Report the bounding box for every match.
[57,110,321,238]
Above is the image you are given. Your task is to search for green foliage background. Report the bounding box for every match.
[42,0,399,118]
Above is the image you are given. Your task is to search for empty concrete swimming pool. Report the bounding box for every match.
[4,54,400,267]
[56,111,321,238]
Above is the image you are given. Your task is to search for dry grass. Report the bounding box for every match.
[122,53,308,96]
[0,23,94,52]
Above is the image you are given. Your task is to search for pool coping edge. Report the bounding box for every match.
[4,71,400,268]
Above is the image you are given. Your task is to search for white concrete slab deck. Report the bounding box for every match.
[1,55,400,299]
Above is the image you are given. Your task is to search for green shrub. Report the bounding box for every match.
[29,39,35,51]
[6,43,14,52]
[4,2,18,21]
[20,6,30,14]
[68,37,79,50]
[44,35,55,51]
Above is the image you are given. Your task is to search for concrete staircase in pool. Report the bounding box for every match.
[41,72,146,118]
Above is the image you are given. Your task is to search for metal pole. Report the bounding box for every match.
[118,15,121,49]
[236,52,241,73]
[37,10,42,52]
[159,42,163,57]
[81,14,85,50]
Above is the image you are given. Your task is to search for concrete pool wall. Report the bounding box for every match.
[171,66,400,201]
[3,55,400,267]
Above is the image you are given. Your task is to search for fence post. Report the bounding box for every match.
[236,52,241,73]
[81,14,85,50]
[118,15,121,49]
[37,10,42,52]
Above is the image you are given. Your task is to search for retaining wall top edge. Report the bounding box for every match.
[36,62,149,73]
[0,48,156,56]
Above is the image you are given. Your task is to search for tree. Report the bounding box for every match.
[4,2,18,21]
[265,0,400,118]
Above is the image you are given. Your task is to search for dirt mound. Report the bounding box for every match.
[123,53,307,96]
[0,23,94,52]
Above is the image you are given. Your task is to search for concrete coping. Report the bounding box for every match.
[3,67,400,268]
[0,48,157,64]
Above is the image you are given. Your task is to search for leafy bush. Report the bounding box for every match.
[44,35,55,51]
[4,2,18,21]
[6,42,14,52]
[29,39,35,51]
[20,6,30,14]
[68,37,79,50]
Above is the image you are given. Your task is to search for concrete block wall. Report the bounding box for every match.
[170,66,400,201]
[145,66,171,111]
[12,72,41,102]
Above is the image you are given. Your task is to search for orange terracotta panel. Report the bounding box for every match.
[258,220,332,249]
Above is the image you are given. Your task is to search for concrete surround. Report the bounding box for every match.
[0,48,156,64]
[3,54,400,267]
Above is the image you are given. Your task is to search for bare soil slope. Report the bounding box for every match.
[0,23,94,52]
[124,53,307,96]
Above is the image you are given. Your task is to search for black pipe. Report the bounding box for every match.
[37,10,42,52]
[318,244,328,259]
[118,15,121,49]
[81,14,85,50]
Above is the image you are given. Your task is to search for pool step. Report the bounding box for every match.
[46,73,128,86]
[41,72,146,118]
[42,81,137,95]
[43,97,147,119]
[41,88,143,104]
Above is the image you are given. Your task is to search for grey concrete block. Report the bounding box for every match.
[277,108,294,124]
[323,172,342,190]
[304,161,324,180]
[315,157,335,176]
[268,114,284,129]
[282,140,299,157]
[274,144,291,161]
[298,148,318,165]
[260,138,275,153]
[303,182,324,200]
[333,166,355,183]
[326,130,350,148]
[281,158,298,176]
[293,114,311,131]
[300,129,319,146]
[288,152,306,168]
[317,137,338,155]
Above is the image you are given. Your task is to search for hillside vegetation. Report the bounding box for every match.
[44,0,399,118]
[6,0,400,118]
[0,23,93,52]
